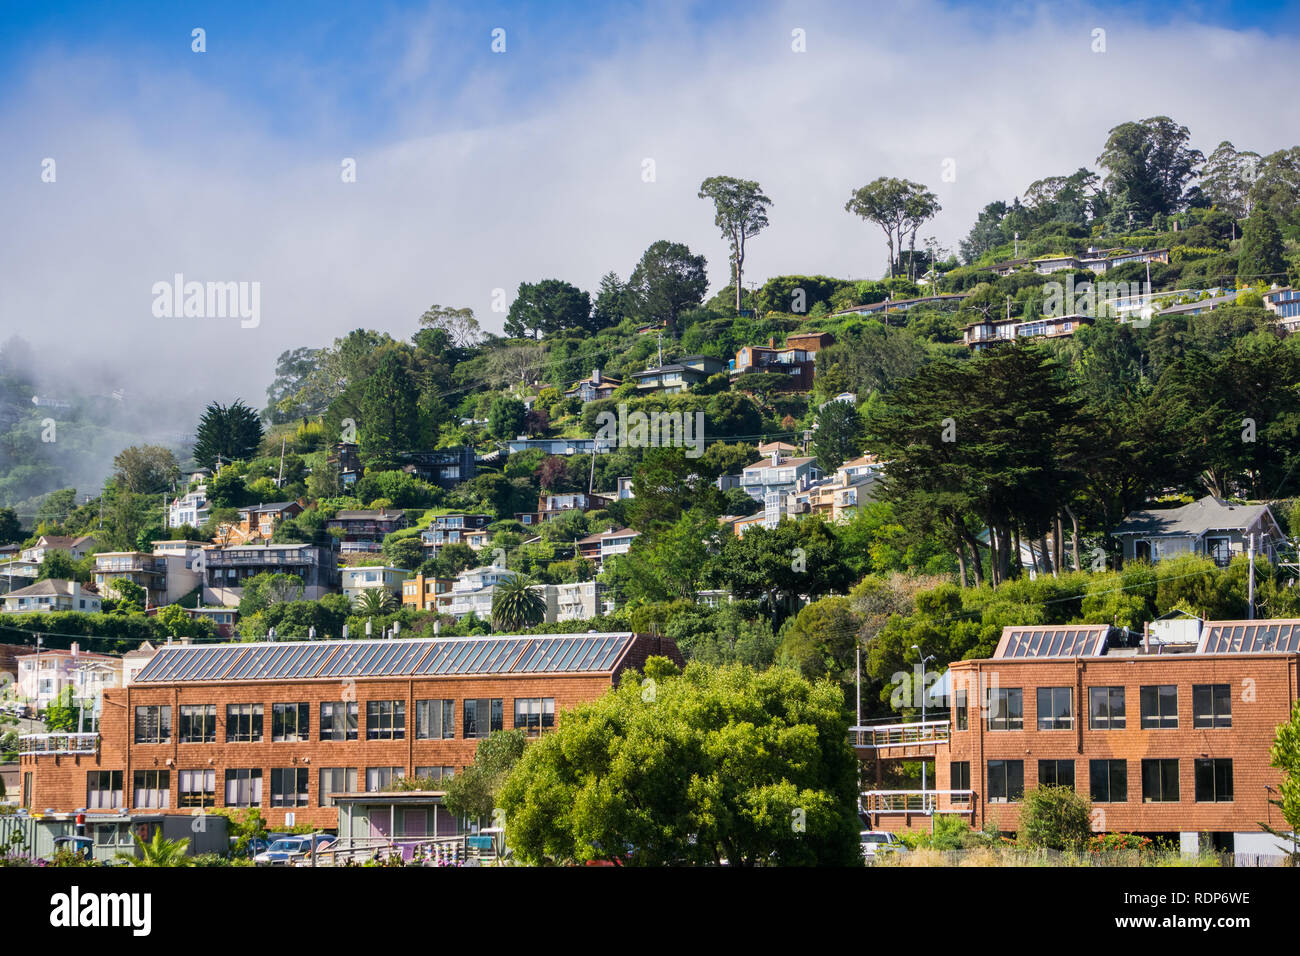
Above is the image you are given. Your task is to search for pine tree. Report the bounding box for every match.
[1237,208,1286,286]
[193,400,264,469]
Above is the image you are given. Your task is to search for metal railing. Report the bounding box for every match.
[860,790,974,815]
[849,720,951,749]
[18,732,100,755]
[313,834,495,867]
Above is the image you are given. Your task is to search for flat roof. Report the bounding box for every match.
[131,633,639,683]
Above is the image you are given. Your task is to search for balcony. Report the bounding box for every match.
[860,789,974,816]
[18,732,100,755]
[850,720,951,754]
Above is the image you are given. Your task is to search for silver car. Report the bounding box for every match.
[859,830,905,862]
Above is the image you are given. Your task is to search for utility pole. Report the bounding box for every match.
[1247,532,1256,620]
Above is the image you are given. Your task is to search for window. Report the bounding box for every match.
[954,689,968,731]
[987,760,1024,803]
[1142,759,1180,803]
[226,703,264,742]
[415,766,456,782]
[179,769,216,808]
[514,698,555,735]
[365,767,405,792]
[1192,684,1232,729]
[87,771,123,809]
[271,702,310,742]
[270,768,309,808]
[178,704,216,743]
[1038,760,1075,789]
[1088,686,1126,730]
[134,705,171,744]
[132,770,170,809]
[986,689,1023,731]
[318,768,358,808]
[320,701,358,741]
[463,698,504,739]
[225,769,262,808]
[1140,685,1178,729]
[1194,759,1234,803]
[415,699,455,740]
[950,761,970,803]
[1089,760,1127,803]
[1036,687,1073,730]
[366,700,406,740]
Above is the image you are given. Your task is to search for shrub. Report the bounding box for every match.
[1019,785,1093,851]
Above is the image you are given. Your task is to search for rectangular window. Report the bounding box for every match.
[463,698,504,739]
[87,770,123,810]
[1194,759,1234,803]
[271,702,310,742]
[1089,760,1128,803]
[132,770,170,809]
[1088,686,1126,730]
[320,701,358,741]
[270,768,309,808]
[1038,760,1075,789]
[1036,687,1073,730]
[414,766,456,782]
[954,689,968,731]
[1192,684,1232,729]
[366,700,406,740]
[225,769,263,808]
[986,689,1023,731]
[365,767,405,792]
[178,769,216,808]
[950,761,970,803]
[1140,685,1178,729]
[318,768,358,808]
[226,703,264,742]
[513,698,556,735]
[415,699,455,740]
[1142,759,1180,803]
[133,705,171,744]
[178,704,216,743]
[987,760,1024,803]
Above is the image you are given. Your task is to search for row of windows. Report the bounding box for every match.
[950,758,1235,804]
[958,684,1233,732]
[86,765,460,811]
[134,697,556,744]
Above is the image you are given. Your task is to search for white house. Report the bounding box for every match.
[341,566,411,603]
[2,579,101,614]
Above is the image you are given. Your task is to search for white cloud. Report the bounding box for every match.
[1,0,1296,414]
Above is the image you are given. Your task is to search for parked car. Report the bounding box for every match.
[859,830,905,862]
[253,834,336,866]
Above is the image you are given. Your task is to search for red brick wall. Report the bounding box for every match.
[23,671,617,829]
[935,653,1300,835]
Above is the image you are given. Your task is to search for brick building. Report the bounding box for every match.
[858,620,1300,857]
[18,632,682,829]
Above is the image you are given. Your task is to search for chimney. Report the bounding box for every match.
[768,337,775,348]
[592,368,601,385]
[71,641,80,658]
[770,450,780,468]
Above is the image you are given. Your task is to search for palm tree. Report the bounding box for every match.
[491,574,547,631]
[117,829,191,867]
[353,588,398,616]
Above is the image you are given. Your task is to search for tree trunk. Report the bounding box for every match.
[1065,505,1081,571]
[734,231,745,314]
[1012,526,1024,580]
[955,541,968,588]
[1039,533,1053,577]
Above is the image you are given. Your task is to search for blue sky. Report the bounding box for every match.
[1,0,1298,422]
